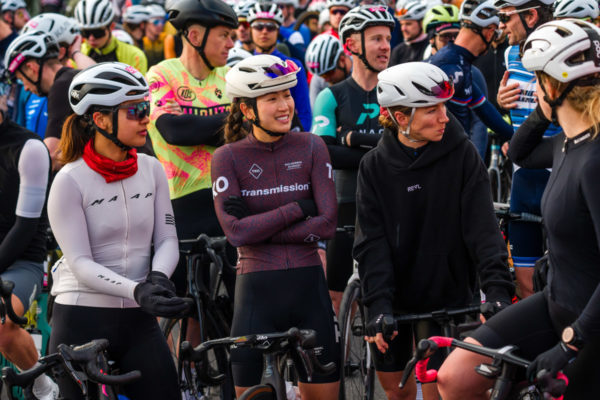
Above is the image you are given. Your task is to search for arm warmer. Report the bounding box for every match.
[473,96,514,142]
[150,159,179,278]
[321,135,366,169]
[507,106,562,169]
[0,140,49,272]
[155,113,227,147]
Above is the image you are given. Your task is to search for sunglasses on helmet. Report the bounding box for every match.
[497,6,539,23]
[116,101,150,121]
[263,60,300,78]
[251,21,279,32]
[419,80,454,99]
[81,27,107,39]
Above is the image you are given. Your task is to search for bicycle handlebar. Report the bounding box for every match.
[401,336,568,400]
[179,234,228,255]
[493,203,543,223]
[0,278,27,325]
[58,339,141,387]
[181,328,336,382]
[395,305,481,324]
[2,339,140,398]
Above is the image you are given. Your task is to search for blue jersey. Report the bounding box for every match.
[25,94,48,139]
[430,43,513,141]
[269,49,312,131]
[504,45,561,137]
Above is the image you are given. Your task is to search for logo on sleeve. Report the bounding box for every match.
[212,176,229,198]
[249,164,263,179]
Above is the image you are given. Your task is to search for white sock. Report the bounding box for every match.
[32,373,53,396]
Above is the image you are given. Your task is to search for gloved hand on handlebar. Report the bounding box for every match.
[527,341,577,382]
[365,314,397,354]
[481,287,513,320]
[296,199,318,219]
[134,282,190,318]
[146,271,176,294]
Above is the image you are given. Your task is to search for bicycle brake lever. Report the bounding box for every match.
[295,344,314,382]
[60,357,88,396]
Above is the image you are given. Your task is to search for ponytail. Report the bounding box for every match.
[224,98,252,143]
[59,114,94,163]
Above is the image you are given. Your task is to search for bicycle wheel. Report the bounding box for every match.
[339,279,375,400]
[238,384,276,400]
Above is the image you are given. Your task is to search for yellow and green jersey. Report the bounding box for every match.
[147,58,230,200]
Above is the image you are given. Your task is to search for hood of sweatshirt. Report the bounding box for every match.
[379,112,469,171]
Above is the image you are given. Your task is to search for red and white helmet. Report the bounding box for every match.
[377,62,454,107]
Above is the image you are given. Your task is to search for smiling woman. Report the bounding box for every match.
[211,54,340,400]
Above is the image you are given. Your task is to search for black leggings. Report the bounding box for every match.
[471,290,600,398]
[48,304,179,400]
[326,202,356,292]
[230,266,341,387]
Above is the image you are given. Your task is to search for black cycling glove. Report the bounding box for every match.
[481,287,513,320]
[134,282,190,318]
[224,196,251,219]
[526,341,577,382]
[527,341,577,382]
[366,314,396,340]
[146,271,176,294]
[296,199,318,219]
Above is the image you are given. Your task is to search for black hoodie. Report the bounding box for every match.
[353,115,514,319]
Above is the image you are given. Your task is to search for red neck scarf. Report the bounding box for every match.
[82,140,138,183]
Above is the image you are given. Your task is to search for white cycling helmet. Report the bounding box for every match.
[308,1,327,12]
[275,0,298,7]
[326,0,355,9]
[522,19,600,82]
[247,2,284,25]
[397,0,427,21]
[225,54,300,98]
[69,62,148,115]
[146,3,166,19]
[553,0,599,19]
[21,13,80,46]
[122,5,151,24]
[494,0,555,9]
[4,31,59,76]
[234,0,256,19]
[459,0,499,27]
[227,46,253,67]
[377,62,454,107]
[1,0,26,12]
[74,0,116,29]
[112,29,134,44]
[339,5,395,42]
[305,33,343,75]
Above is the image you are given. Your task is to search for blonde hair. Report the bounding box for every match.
[378,105,412,130]
[538,72,600,139]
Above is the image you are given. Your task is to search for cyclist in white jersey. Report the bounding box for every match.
[47,62,188,400]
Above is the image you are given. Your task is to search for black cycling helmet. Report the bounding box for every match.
[167,0,238,30]
[168,0,238,69]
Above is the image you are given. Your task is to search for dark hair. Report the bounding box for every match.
[520,1,553,25]
[59,110,109,163]
[224,98,253,143]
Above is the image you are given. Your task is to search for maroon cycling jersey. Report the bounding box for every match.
[211,131,337,275]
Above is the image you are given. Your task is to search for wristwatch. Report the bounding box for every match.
[562,325,584,350]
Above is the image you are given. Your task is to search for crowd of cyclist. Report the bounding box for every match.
[0,0,599,397]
